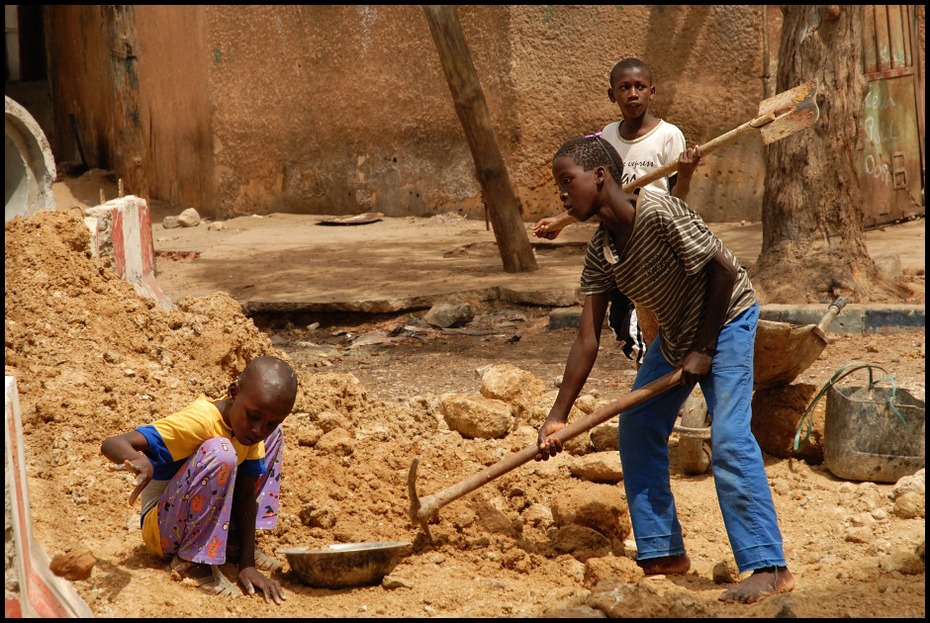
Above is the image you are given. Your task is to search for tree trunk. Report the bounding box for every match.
[753,5,906,303]
[423,5,537,273]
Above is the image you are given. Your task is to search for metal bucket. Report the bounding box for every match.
[278,541,411,589]
[824,384,925,483]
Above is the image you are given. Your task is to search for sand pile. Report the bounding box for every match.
[5,209,924,618]
[3,210,575,616]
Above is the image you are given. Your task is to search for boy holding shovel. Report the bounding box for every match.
[534,58,702,365]
[535,135,794,604]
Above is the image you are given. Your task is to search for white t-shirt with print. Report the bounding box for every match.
[600,119,686,194]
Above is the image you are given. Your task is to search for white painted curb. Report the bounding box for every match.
[84,196,172,310]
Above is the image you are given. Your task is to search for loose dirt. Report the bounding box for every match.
[4,197,925,617]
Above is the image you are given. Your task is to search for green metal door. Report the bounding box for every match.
[858,5,925,227]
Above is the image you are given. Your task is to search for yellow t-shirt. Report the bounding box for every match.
[135,395,266,556]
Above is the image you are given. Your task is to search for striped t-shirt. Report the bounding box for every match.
[579,190,756,365]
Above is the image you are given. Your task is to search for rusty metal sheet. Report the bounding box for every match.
[857,76,923,227]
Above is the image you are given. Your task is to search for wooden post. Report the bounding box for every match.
[423,5,537,273]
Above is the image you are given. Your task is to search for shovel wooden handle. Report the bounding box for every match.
[412,369,682,522]
[617,80,818,194]
[623,112,778,193]
[816,296,848,334]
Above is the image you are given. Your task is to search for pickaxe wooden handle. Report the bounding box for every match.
[624,79,820,193]
[408,368,682,539]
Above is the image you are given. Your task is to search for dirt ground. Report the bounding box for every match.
[3,176,925,618]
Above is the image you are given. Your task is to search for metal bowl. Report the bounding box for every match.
[277,541,411,589]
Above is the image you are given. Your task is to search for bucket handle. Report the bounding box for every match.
[793,361,907,451]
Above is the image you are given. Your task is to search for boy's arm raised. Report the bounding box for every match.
[532,211,577,240]
[669,145,702,202]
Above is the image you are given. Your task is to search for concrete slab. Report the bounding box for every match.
[145,203,924,316]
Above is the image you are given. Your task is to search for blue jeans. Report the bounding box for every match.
[618,302,787,572]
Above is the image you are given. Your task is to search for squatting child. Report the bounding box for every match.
[101,355,298,605]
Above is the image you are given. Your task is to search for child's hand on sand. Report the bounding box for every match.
[107,451,153,505]
[239,567,286,605]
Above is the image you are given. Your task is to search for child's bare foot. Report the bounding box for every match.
[637,554,691,575]
[169,555,238,597]
[719,566,794,604]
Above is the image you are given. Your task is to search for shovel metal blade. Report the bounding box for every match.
[757,79,820,145]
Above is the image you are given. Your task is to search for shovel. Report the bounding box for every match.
[625,79,820,192]
[408,368,682,540]
[754,296,848,390]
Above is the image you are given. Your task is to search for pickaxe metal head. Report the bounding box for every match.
[407,457,433,543]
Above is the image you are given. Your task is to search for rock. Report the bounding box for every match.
[424,302,474,328]
[439,392,513,439]
[299,505,337,529]
[573,394,597,414]
[548,307,582,330]
[296,427,324,447]
[892,469,925,498]
[49,548,97,581]
[712,559,739,584]
[177,207,201,227]
[892,491,924,519]
[382,575,414,589]
[583,554,642,588]
[551,481,630,548]
[314,427,354,456]
[162,215,179,229]
[590,420,619,452]
[479,363,547,421]
[879,550,924,575]
[563,430,593,456]
[523,389,587,430]
[844,526,872,543]
[550,524,612,561]
[569,452,623,483]
[539,605,607,618]
[520,503,553,529]
[588,578,714,618]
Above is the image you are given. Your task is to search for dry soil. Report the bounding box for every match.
[3,177,925,618]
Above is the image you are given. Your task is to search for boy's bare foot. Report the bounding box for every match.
[719,566,795,604]
[169,555,238,596]
[637,553,691,575]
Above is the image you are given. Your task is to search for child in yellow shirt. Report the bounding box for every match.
[101,355,297,605]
